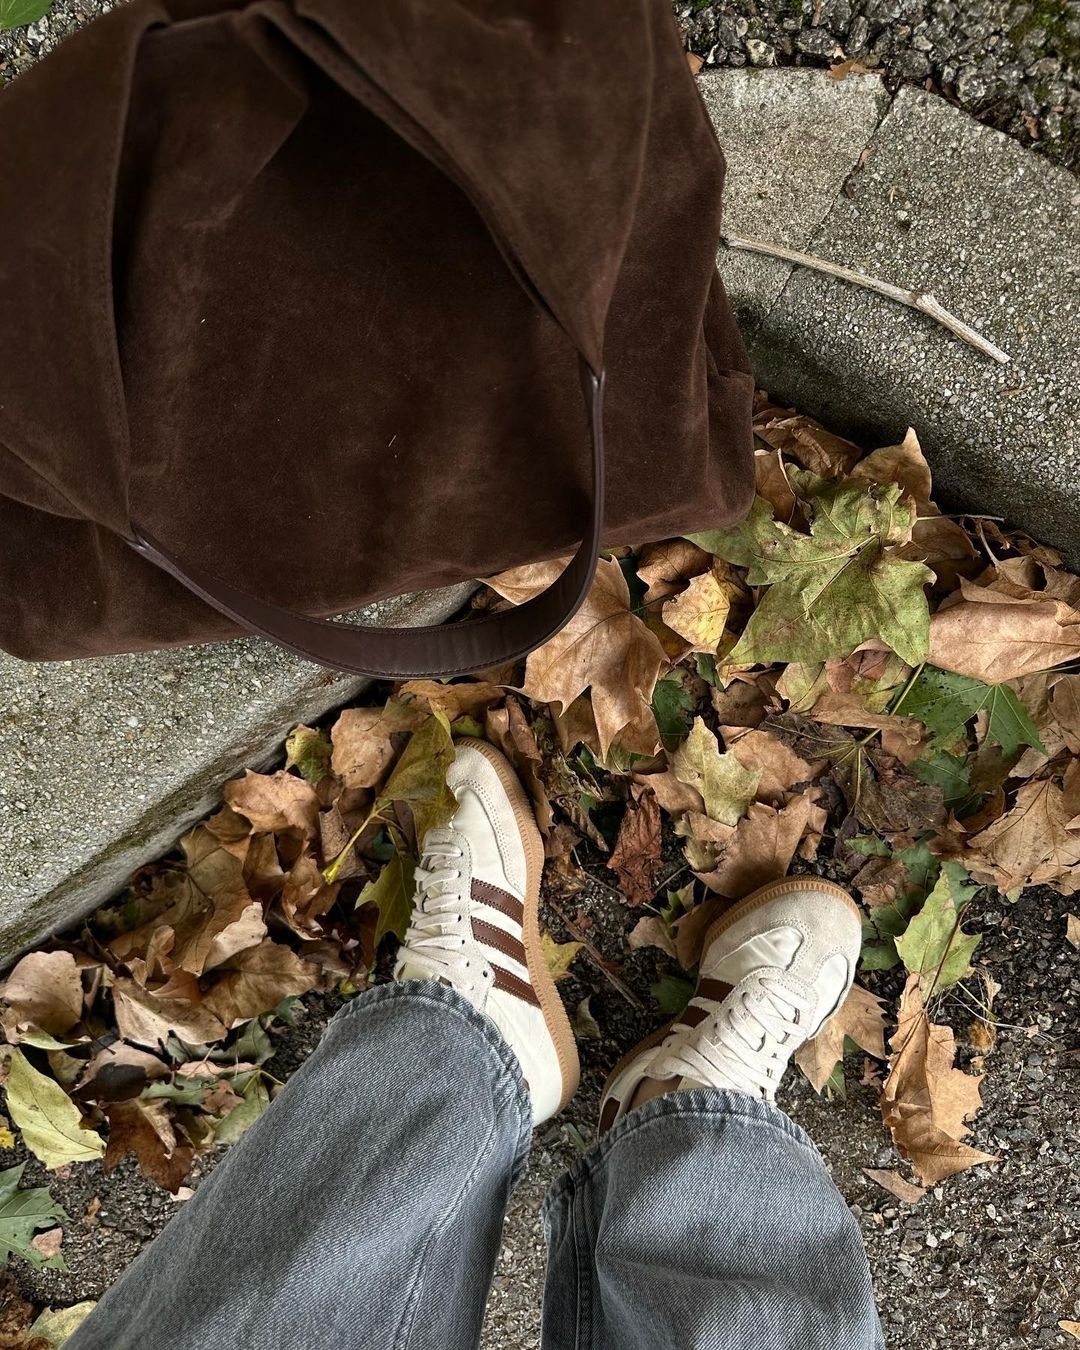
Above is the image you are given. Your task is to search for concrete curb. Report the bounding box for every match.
[702,67,1080,565]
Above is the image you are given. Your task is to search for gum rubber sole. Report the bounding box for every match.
[599,874,861,1129]
[457,738,581,1113]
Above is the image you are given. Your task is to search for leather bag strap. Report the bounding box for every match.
[128,363,605,679]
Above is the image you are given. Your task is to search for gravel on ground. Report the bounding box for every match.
[680,0,1080,172]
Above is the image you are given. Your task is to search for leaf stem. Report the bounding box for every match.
[322,799,390,885]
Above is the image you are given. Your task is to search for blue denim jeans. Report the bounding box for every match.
[69,982,884,1349]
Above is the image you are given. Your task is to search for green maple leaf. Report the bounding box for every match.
[651,676,695,753]
[0,1163,69,1270]
[670,718,760,826]
[382,712,456,839]
[690,481,931,667]
[895,864,981,998]
[357,851,416,948]
[902,667,1045,758]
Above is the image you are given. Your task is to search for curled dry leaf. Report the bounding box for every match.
[224,771,319,839]
[863,1169,926,1205]
[607,789,662,906]
[112,977,229,1050]
[0,951,85,1044]
[962,778,1080,893]
[397,679,506,722]
[485,696,552,834]
[103,1096,194,1194]
[486,557,666,761]
[200,941,320,1029]
[332,705,411,790]
[636,539,712,605]
[795,984,887,1093]
[881,976,997,1184]
[929,588,1080,684]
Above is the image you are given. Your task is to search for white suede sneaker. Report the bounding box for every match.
[599,877,862,1132]
[394,738,579,1124]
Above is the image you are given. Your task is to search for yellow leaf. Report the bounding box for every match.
[661,567,734,652]
[4,1049,105,1169]
[540,934,583,982]
[1059,1321,1080,1340]
[670,718,759,826]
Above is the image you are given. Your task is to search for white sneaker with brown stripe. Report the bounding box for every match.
[393,738,579,1125]
[598,877,862,1132]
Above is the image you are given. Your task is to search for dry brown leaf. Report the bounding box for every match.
[29,1227,63,1259]
[396,680,505,722]
[112,977,229,1050]
[1050,675,1080,753]
[963,779,1080,892]
[1061,1321,1080,1341]
[200,941,320,1029]
[722,727,822,804]
[795,984,887,1092]
[224,771,320,839]
[881,976,998,1184]
[279,855,339,937]
[851,428,932,510]
[607,789,661,906]
[863,1169,926,1205]
[485,697,552,833]
[636,539,712,605]
[330,701,425,790]
[671,897,728,969]
[633,768,705,818]
[76,1044,171,1103]
[753,449,800,523]
[103,1096,194,1193]
[1066,914,1080,950]
[628,914,677,960]
[929,590,1080,683]
[0,951,84,1043]
[696,795,826,898]
[487,558,666,761]
[753,410,862,478]
[906,516,981,593]
[686,50,703,74]
[709,676,770,728]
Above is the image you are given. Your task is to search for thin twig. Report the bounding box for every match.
[548,899,646,1010]
[720,232,1011,365]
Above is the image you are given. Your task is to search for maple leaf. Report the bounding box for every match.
[330,701,424,790]
[0,1164,69,1270]
[356,852,415,948]
[3,1049,105,1169]
[636,539,712,605]
[607,789,661,906]
[381,712,458,840]
[103,1096,194,1194]
[695,794,826,899]
[894,865,981,999]
[200,941,320,1029]
[486,557,666,761]
[661,564,738,652]
[112,976,229,1049]
[795,984,887,1092]
[396,680,506,723]
[651,675,695,753]
[670,719,760,826]
[0,952,84,1045]
[901,666,1044,757]
[691,479,932,667]
[963,778,1080,893]
[484,697,552,833]
[881,976,997,1184]
[224,770,319,839]
[722,726,822,804]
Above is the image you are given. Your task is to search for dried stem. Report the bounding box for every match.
[720,232,1011,366]
[548,899,646,1010]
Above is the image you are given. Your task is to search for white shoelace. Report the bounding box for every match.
[394,831,472,984]
[659,972,813,1099]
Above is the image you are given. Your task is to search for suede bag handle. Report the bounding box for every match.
[128,364,604,680]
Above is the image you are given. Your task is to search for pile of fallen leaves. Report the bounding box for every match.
[4,396,1080,1255]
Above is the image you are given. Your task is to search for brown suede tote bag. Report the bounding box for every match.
[0,0,755,679]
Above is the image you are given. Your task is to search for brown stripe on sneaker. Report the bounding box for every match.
[492,964,541,1007]
[472,918,528,968]
[471,879,525,926]
[697,978,734,1004]
[676,1003,711,1029]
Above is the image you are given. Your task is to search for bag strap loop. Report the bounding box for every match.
[128,362,604,679]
